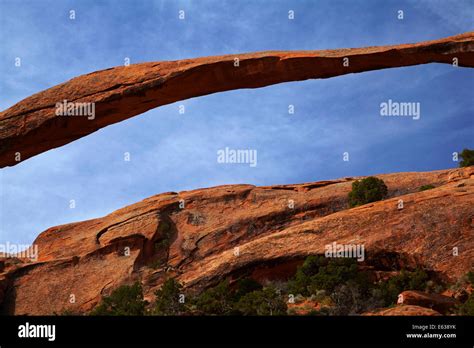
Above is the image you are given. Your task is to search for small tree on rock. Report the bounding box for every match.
[348,176,388,208]
[459,148,474,167]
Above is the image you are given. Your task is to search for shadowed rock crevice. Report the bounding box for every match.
[136,213,178,271]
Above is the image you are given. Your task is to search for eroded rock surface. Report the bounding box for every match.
[397,290,460,314]
[0,167,473,315]
[363,305,442,316]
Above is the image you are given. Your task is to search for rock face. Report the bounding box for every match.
[0,166,473,315]
[397,290,460,314]
[442,283,473,302]
[363,305,442,316]
[1,32,473,168]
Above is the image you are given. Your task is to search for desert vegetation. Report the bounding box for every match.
[87,255,469,316]
[459,148,474,167]
[90,282,146,316]
[348,177,388,208]
[419,184,435,191]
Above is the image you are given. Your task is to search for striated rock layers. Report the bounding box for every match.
[1,32,474,168]
[0,166,473,315]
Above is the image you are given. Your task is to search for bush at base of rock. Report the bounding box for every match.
[86,261,441,316]
[233,278,263,301]
[457,294,474,315]
[287,255,370,296]
[153,278,188,315]
[467,271,474,285]
[329,282,387,315]
[454,271,474,316]
[235,287,287,316]
[377,268,429,306]
[191,278,289,316]
[90,282,146,316]
[193,280,237,315]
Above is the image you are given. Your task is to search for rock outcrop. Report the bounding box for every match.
[0,166,473,315]
[397,290,460,314]
[363,305,442,316]
[1,32,473,168]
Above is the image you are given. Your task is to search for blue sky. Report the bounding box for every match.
[0,0,473,246]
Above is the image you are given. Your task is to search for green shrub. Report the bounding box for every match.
[310,259,370,293]
[348,177,388,208]
[235,287,287,316]
[329,282,369,315]
[466,271,474,285]
[288,255,370,296]
[459,148,474,167]
[453,271,474,315]
[233,278,263,301]
[457,294,474,316]
[149,259,165,269]
[306,307,332,316]
[377,268,429,306]
[153,278,187,315]
[194,280,236,315]
[287,256,434,313]
[288,255,327,296]
[457,294,474,315]
[90,282,146,316]
[419,184,435,191]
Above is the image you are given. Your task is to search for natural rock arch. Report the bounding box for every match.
[0,31,473,168]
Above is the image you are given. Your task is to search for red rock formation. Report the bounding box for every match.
[1,32,473,168]
[0,167,472,315]
[363,305,442,316]
[442,283,473,302]
[397,290,460,314]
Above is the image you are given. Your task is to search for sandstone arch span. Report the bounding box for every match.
[0,31,473,168]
